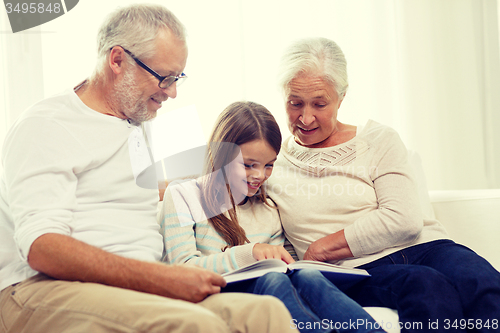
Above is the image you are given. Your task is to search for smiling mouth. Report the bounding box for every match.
[151,97,165,106]
[298,127,318,134]
[247,181,260,189]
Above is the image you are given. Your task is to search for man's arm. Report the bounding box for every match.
[28,233,226,303]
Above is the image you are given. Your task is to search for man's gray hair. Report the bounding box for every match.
[278,37,348,99]
[93,3,186,75]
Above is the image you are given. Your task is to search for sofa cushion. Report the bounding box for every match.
[429,189,500,271]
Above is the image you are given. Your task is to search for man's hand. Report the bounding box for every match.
[151,264,226,303]
[252,243,295,264]
[28,233,225,303]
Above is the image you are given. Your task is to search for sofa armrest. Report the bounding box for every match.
[429,189,500,271]
[363,188,500,332]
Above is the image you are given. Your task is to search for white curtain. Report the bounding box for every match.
[1,0,499,190]
[392,0,500,190]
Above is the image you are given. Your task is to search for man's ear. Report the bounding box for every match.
[108,46,127,75]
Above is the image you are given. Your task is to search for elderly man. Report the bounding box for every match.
[0,4,292,333]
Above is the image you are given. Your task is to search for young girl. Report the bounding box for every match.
[160,102,385,333]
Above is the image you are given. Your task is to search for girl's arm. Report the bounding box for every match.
[160,181,257,274]
[160,181,294,273]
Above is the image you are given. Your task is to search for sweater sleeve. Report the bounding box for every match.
[343,126,423,257]
[267,225,285,246]
[3,117,86,261]
[160,182,257,274]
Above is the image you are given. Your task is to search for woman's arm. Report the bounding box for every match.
[303,229,353,261]
[305,127,423,261]
[343,129,423,257]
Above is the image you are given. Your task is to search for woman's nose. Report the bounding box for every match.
[299,106,314,126]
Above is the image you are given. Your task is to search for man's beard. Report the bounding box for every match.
[112,69,157,125]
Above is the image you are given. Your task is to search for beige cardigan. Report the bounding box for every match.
[266,120,449,268]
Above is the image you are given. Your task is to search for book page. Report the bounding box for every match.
[222,259,287,283]
[288,260,369,276]
[222,259,370,284]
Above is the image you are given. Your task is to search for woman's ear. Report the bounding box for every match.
[338,91,346,108]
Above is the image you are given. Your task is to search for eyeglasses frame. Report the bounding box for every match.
[113,46,186,89]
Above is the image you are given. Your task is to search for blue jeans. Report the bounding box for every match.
[345,239,500,333]
[223,269,385,333]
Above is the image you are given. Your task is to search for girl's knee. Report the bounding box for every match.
[259,272,289,284]
[252,272,293,295]
[292,269,339,288]
[293,268,323,280]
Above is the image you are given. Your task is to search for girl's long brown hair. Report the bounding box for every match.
[200,101,281,248]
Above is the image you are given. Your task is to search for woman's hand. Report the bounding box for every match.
[303,230,354,262]
[252,243,295,264]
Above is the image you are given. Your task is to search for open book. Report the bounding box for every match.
[222,259,370,284]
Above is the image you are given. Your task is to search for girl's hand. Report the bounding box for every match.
[252,243,295,264]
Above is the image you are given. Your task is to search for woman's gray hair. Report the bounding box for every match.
[93,4,186,76]
[278,37,348,99]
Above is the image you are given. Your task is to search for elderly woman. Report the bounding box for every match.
[266,37,500,332]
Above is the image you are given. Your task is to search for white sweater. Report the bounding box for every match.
[160,179,284,273]
[266,120,449,268]
[0,89,161,291]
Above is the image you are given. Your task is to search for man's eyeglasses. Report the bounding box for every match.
[116,46,187,89]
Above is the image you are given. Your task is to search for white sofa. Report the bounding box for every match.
[363,152,500,332]
[158,152,500,332]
